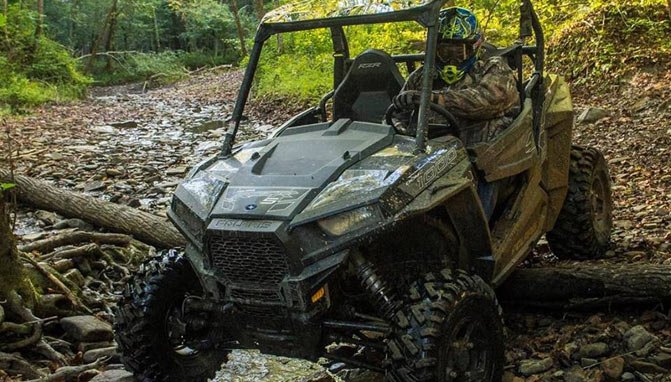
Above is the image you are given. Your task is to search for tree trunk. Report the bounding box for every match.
[152,6,161,51]
[85,0,115,72]
[104,0,118,71]
[0,190,23,298]
[228,0,247,57]
[34,0,43,50]
[0,171,185,249]
[499,264,671,310]
[253,0,265,21]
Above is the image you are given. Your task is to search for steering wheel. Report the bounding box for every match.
[385,98,461,134]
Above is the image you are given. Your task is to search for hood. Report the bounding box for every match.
[204,119,395,220]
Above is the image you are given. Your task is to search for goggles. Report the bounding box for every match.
[437,41,475,65]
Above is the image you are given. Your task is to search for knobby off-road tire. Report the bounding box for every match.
[114,250,229,382]
[548,146,613,259]
[386,269,505,382]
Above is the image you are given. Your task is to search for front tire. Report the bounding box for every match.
[114,250,229,382]
[548,145,613,259]
[386,269,505,382]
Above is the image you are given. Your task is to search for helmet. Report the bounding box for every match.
[437,7,484,84]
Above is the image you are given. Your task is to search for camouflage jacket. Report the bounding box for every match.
[398,56,519,145]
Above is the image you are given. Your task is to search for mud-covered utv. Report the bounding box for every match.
[114,0,613,380]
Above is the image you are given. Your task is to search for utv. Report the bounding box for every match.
[114,0,613,381]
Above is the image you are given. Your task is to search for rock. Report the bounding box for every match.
[83,346,119,363]
[166,166,188,176]
[53,218,94,231]
[577,107,611,124]
[60,316,113,342]
[578,342,610,358]
[64,269,86,287]
[109,120,138,128]
[22,232,47,241]
[34,210,61,225]
[580,358,598,367]
[192,120,224,133]
[651,352,671,369]
[91,126,116,134]
[89,369,134,382]
[78,341,116,352]
[630,359,668,374]
[84,181,107,192]
[621,372,636,381]
[601,356,624,379]
[624,325,658,352]
[106,168,124,177]
[518,357,553,376]
[564,371,586,382]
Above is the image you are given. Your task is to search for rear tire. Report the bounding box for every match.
[386,269,505,382]
[114,250,229,382]
[548,146,613,259]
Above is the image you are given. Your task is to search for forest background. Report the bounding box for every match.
[0,0,670,114]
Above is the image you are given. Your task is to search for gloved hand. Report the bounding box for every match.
[393,90,421,110]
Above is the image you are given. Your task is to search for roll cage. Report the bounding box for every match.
[221,0,546,156]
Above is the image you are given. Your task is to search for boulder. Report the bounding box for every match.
[60,316,113,342]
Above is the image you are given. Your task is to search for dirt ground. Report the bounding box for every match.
[2,65,670,381]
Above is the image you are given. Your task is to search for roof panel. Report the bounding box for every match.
[262,0,437,24]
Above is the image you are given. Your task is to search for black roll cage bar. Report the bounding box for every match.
[221,0,545,156]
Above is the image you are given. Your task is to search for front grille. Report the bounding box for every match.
[208,235,289,287]
[230,288,281,303]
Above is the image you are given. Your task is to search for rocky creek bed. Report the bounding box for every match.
[1,67,670,381]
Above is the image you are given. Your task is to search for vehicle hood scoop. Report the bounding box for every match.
[210,119,394,220]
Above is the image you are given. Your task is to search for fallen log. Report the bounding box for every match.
[19,232,130,254]
[499,263,671,310]
[0,171,185,248]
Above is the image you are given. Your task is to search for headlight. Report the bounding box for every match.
[306,168,408,213]
[181,172,226,214]
[317,205,381,236]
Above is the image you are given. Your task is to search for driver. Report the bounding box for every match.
[392,7,519,218]
[392,6,519,147]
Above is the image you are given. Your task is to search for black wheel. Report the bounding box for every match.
[114,250,229,382]
[386,269,505,382]
[548,145,613,259]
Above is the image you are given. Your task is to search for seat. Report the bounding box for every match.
[332,49,405,123]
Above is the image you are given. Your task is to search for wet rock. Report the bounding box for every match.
[577,342,610,359]
[601,356,624,379]
[60,316,113,342]
[89,369,134,382]
[624,325,658,352]
[193,120,224,133]
[518,357,553,376]
[577,107,612,124]
[83,346,119,363]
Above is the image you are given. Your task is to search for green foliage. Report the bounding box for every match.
[0,4,90,112]
[0,184,15,192]
[253,0,671,102]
